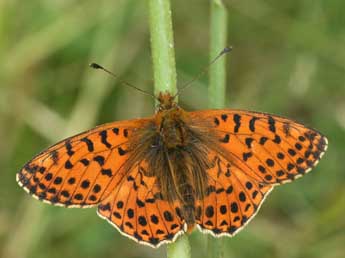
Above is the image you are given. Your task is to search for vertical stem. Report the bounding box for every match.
[148,0,177,96]
[209,0,228,109]
[208,0,228,257]
[148,0,190,257]
[167,235,191,258]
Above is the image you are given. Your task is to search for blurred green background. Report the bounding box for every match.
[1,0,344,258]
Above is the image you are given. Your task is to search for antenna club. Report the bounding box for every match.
[89,63,103,69]
[221,46,233,55]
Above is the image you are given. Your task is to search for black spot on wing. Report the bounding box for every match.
[101,168,113,177]
[245,137,254,148]
[277,152,285,160]
[118,147,127,156]
[81,137,94,152]
[259,137,268,145]
[214,117,220,126]
[273,134,281,144]
[268,116,276,133]
[65,140,74,156]
[233,114,241,133]
[93,184,101,193]
[54,177,62,185]
[94,155,105,166]
[99,130,112,148]
[249,116,258,132]
[123,129,128,138]
[221,114,228,122]
[80,159,90,166]
[49,150,58,164]
[266,158,275,167]
[64,160,73,169]
[112,128,119,135]
[243,152,253,161]
[220,134,230,143]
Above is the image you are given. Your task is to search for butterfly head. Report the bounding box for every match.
[157,92,178,111]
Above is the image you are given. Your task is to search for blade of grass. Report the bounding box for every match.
[148,0,189,257]
[148,0,177,96]
[167,235,191,258]
[209,0,228,109]
[208,0,228,258]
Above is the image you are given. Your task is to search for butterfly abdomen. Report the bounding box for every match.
[151,106,212,229]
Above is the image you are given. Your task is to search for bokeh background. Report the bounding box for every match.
[1,0,345,258]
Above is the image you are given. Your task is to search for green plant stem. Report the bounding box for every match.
[209,0,228,109]
[148,1,190,257]
[148,0,177,96]
[208,0,228,257]
[167,235,191,258]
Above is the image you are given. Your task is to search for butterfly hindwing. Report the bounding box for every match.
[190,110,328,185]
[97,161,186,248]
[17,119,151,207]
[196,153,273,236]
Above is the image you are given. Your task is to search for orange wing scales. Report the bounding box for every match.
[97,162,186,248]
[196,153,273,236]
[16,120,147,207]
[192,110,328,185]
[190,110,327,236]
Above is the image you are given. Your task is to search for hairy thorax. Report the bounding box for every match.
[155,107,189,149]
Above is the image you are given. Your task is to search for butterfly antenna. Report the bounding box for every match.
[174,46,232,98]
[90,63,156,99]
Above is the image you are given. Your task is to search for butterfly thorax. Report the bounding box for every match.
[154,92,190,149]
[155,107,189,149]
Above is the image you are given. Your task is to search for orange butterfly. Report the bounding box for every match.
[17,91,328,248]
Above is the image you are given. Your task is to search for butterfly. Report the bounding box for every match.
[17,91,328,248]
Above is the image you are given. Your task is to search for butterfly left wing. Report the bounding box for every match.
[190,109,327,236]
[196,152,273,236]
[97,161,186,248]
[17,118,151,207]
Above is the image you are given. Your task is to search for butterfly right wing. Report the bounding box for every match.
[190,110,328,185]
[17,118,152,207]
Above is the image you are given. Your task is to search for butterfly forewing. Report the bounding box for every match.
[17,119,151,207]
[191,110,328,185]
[97,161,186,248]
